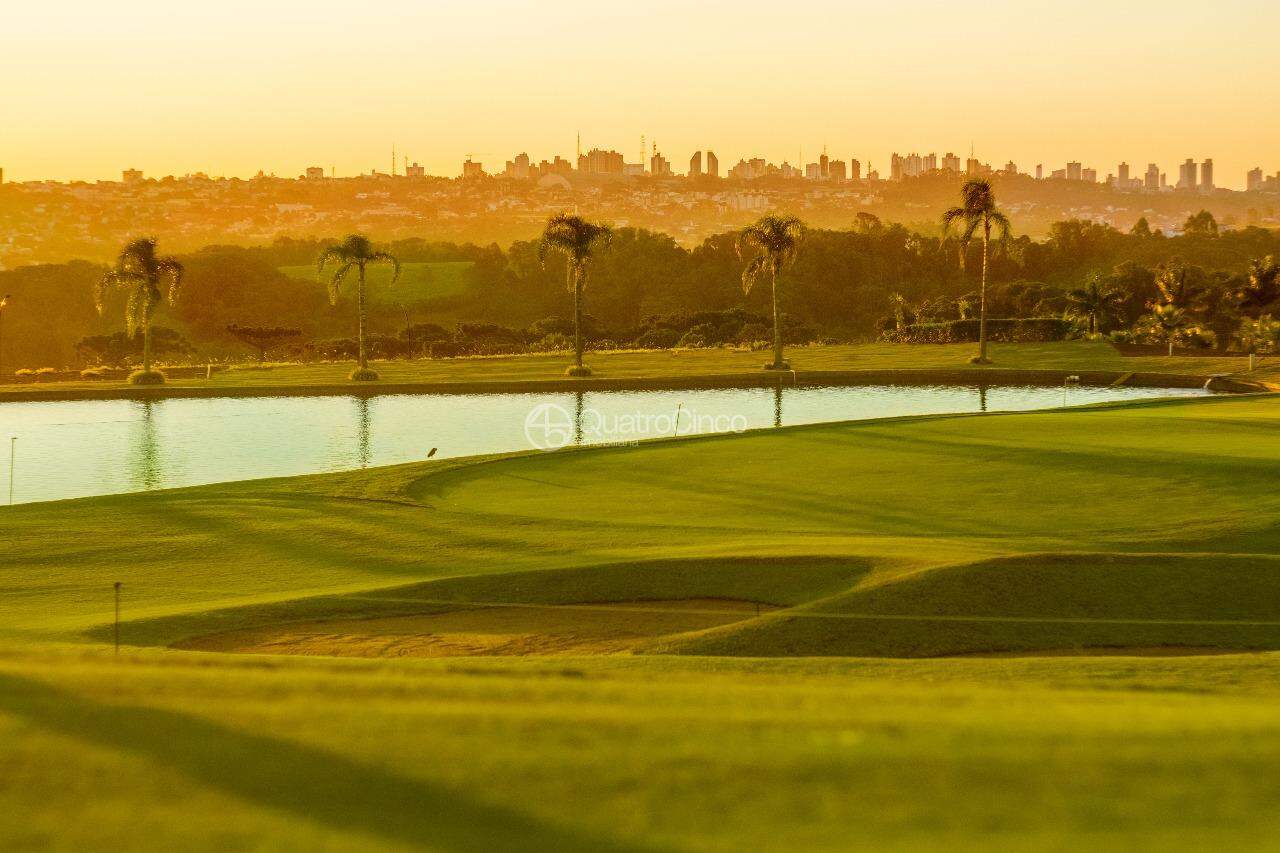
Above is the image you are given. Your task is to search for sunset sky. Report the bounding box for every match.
[6,0,1278,187]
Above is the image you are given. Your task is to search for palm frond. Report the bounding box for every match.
[741,255,767,295]
[371,251,402,286]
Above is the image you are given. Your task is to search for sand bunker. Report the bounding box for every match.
[177,599,778,658]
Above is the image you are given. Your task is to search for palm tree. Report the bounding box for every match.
[1067,275,1123,335]
[95,238,184,384]
[317,234,400,381]
[737,214,805,370]
[538,213,613,377]
[1152,303,1189,356]
[942,180,1011,364]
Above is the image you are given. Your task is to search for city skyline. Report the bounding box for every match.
[4,0,1278,188]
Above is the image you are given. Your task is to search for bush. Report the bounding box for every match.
[634,328,680,349]
[13,369,35,383]
[881,318,1074,344]
[677,331,709,348]
[738,323,770,345]
[128,369,166,385]
[34,367,59,383]
[349,367,379,381]
[530,333,572,353]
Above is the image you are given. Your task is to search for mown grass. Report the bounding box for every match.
[2,340,1274,397]
[3,394,1280,849]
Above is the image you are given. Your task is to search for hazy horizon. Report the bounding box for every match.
[5,0,1278,188]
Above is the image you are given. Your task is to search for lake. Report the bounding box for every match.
[0,383,1213,505]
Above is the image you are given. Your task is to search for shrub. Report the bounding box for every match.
[13,369,35,383]
[530,333,572,353]
[677,331,709,348]
[128,369,166,385]
[881,318,1074,344]
[634,328,680,349]
[34,367,60,383]
[737,323,770,345]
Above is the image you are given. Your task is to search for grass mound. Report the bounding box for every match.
[128,369,166,385]
[94,557,866,650]
[667,554,1280,657]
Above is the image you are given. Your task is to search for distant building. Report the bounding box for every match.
[462,159,485,179]
[805,162,821,180]
[1003,161,1017,176]
[829,159,846,181]
[650,150,672,177]
[706,151,719,178]
[405,162,426,178]
[941,152,961,174]
[1177,158,1197,191]
[503,152,531,179]
[578,148,625,175]
[1050,168,1066,180]
[849,159,861,181]
[1145,163,1160,191]
[1247,167,1264,192]
[1081,168,1097,183]
[122,168,144,184]
[305,166,325,180]
[1066,162,1082,181]
[1200,159,1214,193]
[1117,162,1129,187]
[890,153,903,181]
[923,153,938,172]
[689,150,702,178]
[1035,164,1043,180]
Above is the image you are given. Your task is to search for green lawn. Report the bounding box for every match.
[278,260,475,304]
[3,340,1276,398]
[2,395,1280,849]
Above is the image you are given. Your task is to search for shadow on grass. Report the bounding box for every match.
[0,670,651,853]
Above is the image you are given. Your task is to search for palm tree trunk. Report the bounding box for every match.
[771,265,783,368]
[978,222,990,362]
[357,264,368,371]
[573,269,584,369]
[143,319,152,373]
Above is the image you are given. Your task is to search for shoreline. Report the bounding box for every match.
[0,366,1269,403]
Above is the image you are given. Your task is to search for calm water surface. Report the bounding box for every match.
[0,384,1212,505]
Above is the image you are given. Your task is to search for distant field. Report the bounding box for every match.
[3,340,1276,398]
[278,260,474,304]
[3,395,1280,848]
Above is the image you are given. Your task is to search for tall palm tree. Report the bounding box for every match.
[538,213,612,377]
[317,234,400,381]
[738,214,805,370]
[942,180,1011,364]
[1067,275,1123,335]
[95,237,184,384]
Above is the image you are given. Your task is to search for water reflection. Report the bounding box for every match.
[978,385,988,413]
[129,401,162,491]
[573,391,585,447]
[355,397,372,467]
[773,384,784,428]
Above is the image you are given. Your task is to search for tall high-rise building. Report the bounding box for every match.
[890,153,904,181]
[1003,161,1017,176]
[1145,163,1160,191]
[405,162,426,178]
[650,150,671,177]
[122,168,144,183]
[1200,159,1214,193]
[706,150,719,178]
[1035,164,1043,180]
[305,166,325,180]
[462,159,485,178]
[1117,162,1130,187]
[503,152,531,179]
[1066,161,1082,181]
[849,159,861,181]
[819,152,830,179]
[1248,167,1264,192]
[1081,168,1097,183]
[942,152,961,173]
[1177,158,1197,190]
[828,159,846,181]
[923,153,938,172]
[689,150,703,177]
[578,148,625,174]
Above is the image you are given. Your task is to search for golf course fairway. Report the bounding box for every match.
[3,393,1280,850]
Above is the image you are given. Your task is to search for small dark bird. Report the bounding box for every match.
[427,448,437,458]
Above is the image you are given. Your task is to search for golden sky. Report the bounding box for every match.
[5,0,1277,187]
